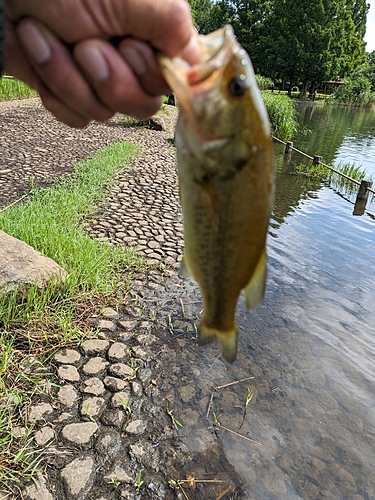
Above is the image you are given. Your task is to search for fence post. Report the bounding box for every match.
[313,155,322,166]
[285,142,293,154]
[353,179,373,216]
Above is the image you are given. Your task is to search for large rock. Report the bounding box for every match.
[0,230,66,291]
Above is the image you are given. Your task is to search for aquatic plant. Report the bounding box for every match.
[295,160,373,196]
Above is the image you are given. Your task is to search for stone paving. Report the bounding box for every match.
[1,98,183,266]
[0,99,245,500]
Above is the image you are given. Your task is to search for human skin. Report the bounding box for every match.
[4,0,201,127]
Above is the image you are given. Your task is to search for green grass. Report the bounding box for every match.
[261,91,298,141]
[0,141,149,493]
[0,77,38,100]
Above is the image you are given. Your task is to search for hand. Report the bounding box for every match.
[4,0,200,128]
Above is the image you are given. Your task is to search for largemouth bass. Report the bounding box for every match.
[159,25,274,362]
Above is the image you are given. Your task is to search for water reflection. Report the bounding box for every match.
[294,104,375,176]
[159,149,375,499]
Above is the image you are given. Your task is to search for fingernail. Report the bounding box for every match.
[119,46,147,76]
[76,46,109,83]
[17,22,51,65]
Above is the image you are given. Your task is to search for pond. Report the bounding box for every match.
[161,104,375,499]
[294,103,375,177]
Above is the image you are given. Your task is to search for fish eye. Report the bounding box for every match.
[228,75,247,97]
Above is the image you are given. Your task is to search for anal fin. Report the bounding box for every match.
[244,249,267,310]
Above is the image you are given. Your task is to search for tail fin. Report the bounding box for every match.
[199,321,237,363]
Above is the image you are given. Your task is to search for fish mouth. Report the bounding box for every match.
[158,25,237,101]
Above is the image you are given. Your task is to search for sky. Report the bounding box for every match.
[365,0,375,52]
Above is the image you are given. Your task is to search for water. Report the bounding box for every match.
[294,103,375,177]
[160,107,375,499]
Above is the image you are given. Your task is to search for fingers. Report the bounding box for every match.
[3,19,40,90]
[16,19,114,125]
[7,0,201,63]
[74,39,162,118]
[38,83,93,128]
[117,38,169,96]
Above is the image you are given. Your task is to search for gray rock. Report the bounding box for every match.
[117,331,134,342]
[117,320,137,331]
[103,376,128,392]
[95,430,122,461]
[53,348,81,365]
[147,115,166,131]
[57,365,80,383]
[0,230,67,291]
[61,457,95,497]
[101,307,119,320]
[12,426,26,438]
[125,419,146,435]
[57,384,78,407]
[34,426,54,446]
[61,422,98,445]
[81,339,110,356]
[96,319,116,332]
[107,342,129,362]
[104,465,133,484]
[28,402,53,422]
[111,391,131,409]
[131,381,143,397]
[82,377,105,396]
[82,357,109,376]
[108,363,132,378]
[132,346,148,360]
[80,397,106,418]
[179,385,196,403]
[25,474,53,500]
[58,412,73,422]
[100,409,125,429]
[129,441,160,469]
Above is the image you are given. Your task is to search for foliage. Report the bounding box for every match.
[328,74,375,106]
[0,77,38,100]
[188,0,369,96]
[0,142,149,493]
[255,74,274,90]
[261,91,298,141]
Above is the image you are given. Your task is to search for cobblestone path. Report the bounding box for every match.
[0,98,183,265]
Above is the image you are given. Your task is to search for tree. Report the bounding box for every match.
[260,0,368,93]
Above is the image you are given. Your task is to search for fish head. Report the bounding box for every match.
[158,25,271,176]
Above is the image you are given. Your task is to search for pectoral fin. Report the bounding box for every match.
[200,184,219,232]
[244,249,267,310]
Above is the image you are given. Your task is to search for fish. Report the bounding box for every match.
[158,25,274,363]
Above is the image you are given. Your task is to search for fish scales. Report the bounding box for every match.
[159,25,274,362]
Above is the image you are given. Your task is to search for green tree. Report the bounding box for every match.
[260,0,367,94]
